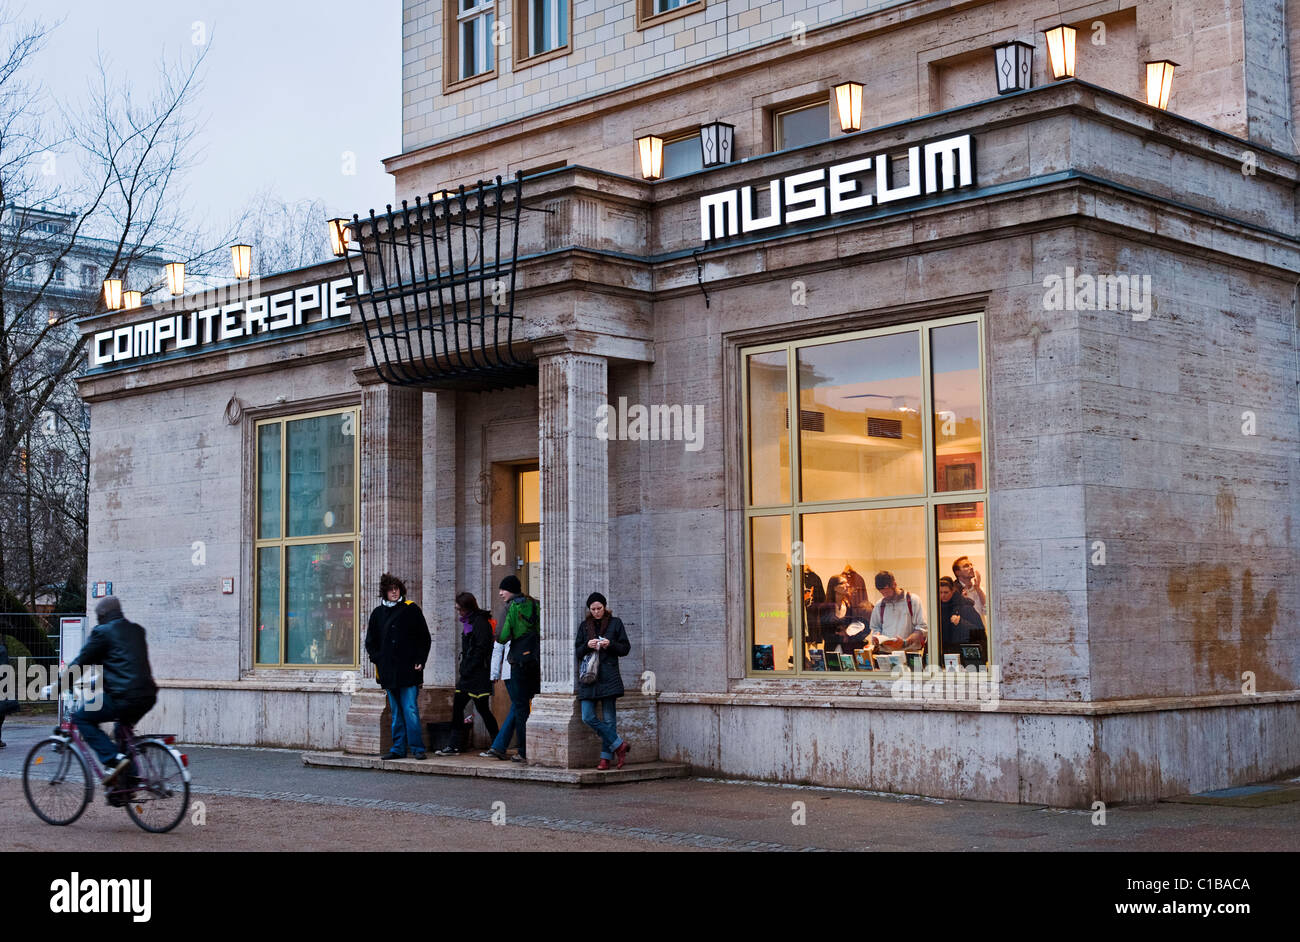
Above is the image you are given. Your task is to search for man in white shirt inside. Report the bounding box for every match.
[867,571,928,653]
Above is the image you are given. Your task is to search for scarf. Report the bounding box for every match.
[583,611,612,641]
[459,611,474,635]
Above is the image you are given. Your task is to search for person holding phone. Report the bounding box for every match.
[575,592,631,770]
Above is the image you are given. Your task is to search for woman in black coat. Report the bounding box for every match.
[574,592,631,770]
[434,592,500,755]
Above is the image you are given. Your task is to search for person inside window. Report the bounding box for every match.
[951,556,987,620]
[820,574,873,653]
[866,571,927,653]
[938,576,985,662]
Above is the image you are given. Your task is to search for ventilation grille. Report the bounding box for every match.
[785,408,825,432]
[866,416,903,439]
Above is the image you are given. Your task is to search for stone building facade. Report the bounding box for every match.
[80,0,1300,805]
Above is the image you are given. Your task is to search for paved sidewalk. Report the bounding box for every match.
[2,717,1297,851]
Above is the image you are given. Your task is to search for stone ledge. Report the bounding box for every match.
[301,750,690,786]
[156,678,371,694]
[658,689,1300,715]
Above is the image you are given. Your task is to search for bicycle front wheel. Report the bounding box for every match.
[23,737,92,826]
[124,741,190,833]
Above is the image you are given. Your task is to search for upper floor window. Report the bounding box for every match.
[636,0,703,29]
[662,132,703,178]
[80,264,99,289]
[457,0,496,81]
[515,0,568,62]
[774,100,830,150]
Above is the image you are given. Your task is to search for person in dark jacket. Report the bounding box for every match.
[65,597,158,783]
[435,591,499,756]
[938,577,986,663]
[575,592,631,770]
[482,575,540,762]
[365,573,432,760]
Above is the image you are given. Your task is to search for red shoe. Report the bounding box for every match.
[596,759,610,770]
[614,741,630,769]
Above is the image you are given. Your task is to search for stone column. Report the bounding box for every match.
[341,380,427,755]
[525,349,609,768]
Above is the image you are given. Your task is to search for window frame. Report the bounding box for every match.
[513,0,571,69]
[253,405,361,669]
[772,98,831,151]
[740,313,991,680]
[635,0,704,31]
[443,0,499,93]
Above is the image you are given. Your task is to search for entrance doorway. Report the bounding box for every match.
[516,465,540,597]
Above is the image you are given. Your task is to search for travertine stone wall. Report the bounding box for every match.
[397,0,1289,192]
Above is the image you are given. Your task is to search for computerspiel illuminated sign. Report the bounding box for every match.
[699,132,975,242]
[89,273,366,369]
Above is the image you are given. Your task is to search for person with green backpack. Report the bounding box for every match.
[480,575,540,762]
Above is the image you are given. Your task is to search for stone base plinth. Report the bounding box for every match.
[524,692,659,768]
[341,686,454,755]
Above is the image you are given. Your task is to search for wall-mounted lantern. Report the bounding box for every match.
[699,122,735,167]
[636,135,664,180]
[833,81,864,133]
[1043,24,1076,80]
[231,244,252,280]
[164,262,186,296]
[994,40,1034,94]
[1146,60,1177,110]
[101,278,122,310]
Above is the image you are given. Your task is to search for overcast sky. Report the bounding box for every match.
[22,0,400,227]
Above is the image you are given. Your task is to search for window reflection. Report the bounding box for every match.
[937,501,988,668]
[747,350,790,505]
[750,515,792,672]
[932,322,983,493]
[798,331,924,502]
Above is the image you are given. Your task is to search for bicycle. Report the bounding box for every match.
[22,683,191,833]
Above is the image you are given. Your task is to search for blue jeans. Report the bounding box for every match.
[491,677,531,756]
[73,688,151,767]
[386,686,425,756]
[581,697,623,760]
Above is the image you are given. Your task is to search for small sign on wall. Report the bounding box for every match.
[222,578,235,595]
[91,581,113,598]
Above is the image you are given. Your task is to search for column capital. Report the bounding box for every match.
[531,331,654,364]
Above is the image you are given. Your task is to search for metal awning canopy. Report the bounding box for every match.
[344,173,545,391]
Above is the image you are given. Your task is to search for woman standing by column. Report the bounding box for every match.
[435,592,499,755]
[575,592,631,770]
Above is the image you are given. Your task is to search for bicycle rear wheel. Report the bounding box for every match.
[23,737,92,826]
[124,741,189,833]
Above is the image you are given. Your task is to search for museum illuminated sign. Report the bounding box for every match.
[699,132,975,242]
[89,273,366,369]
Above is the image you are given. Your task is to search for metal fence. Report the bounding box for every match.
[0,612,82,673]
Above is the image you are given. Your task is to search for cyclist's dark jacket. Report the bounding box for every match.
[69,616,158,704]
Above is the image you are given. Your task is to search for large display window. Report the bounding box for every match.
[254,407,360,667]
[742,316,989,676]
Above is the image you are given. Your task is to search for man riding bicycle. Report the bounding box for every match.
[64,597,158,785]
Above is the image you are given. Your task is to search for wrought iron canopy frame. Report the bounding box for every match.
[344,173,545,391]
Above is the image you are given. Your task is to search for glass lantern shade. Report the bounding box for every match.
[1043,24,1076,80]
[122,290,142,310]
[637,135,664,180]
[101,278,123,310]
[994,41,1034,94]
[833,82,863,133]
[699,122,735,167]
[1146,60,1177,110]
[164,262,186,296]
[327,219,350,258]
[231,244,252,279]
